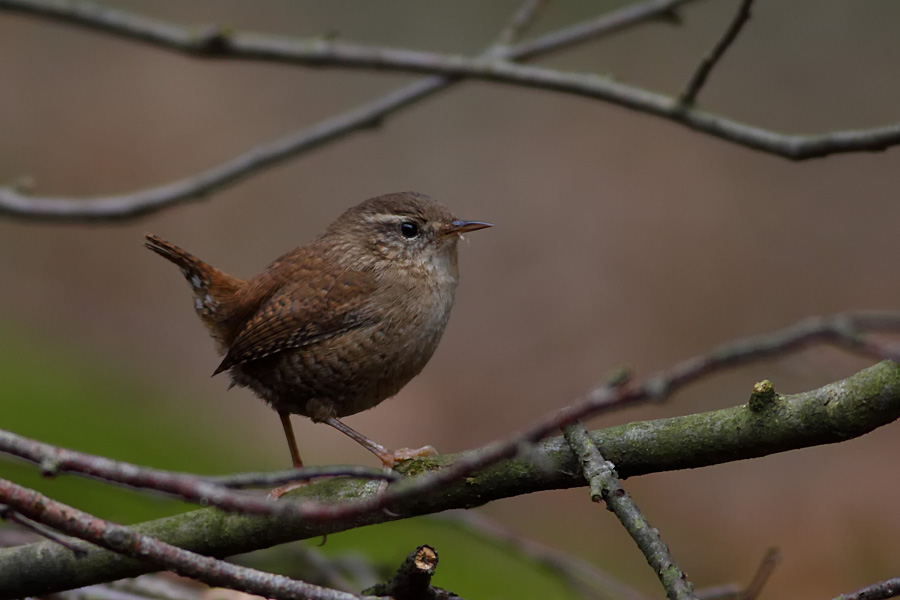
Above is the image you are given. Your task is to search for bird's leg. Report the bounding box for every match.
[280,411,304,468]
[268,412,306,500]
[324,417,437,468]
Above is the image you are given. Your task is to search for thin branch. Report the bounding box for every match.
[738,548,780,600]
[0,0,693,66]
[834,578,900,600]
[694,548,779,600]
[0,428,397,515]
[510,0,693,61]
[0,478,372,600]
[678,0,755,106]
[564,422,697,600]
[53,581,165,600]
[95,575,205,600]
[0,505,86,557]
[0,0,695,222]
[206,466,397,488]
[251,544,366,593]
[434,510,647,600]
[3,354,900,597]
[490,0,549,53]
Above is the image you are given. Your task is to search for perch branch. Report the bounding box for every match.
[0,428,400,514]
[0,0,695,221]
[2,356,900,598]
[4,312,899,525]
[564,422,696,600]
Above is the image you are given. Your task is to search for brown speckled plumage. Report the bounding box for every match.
[146,192,490,472]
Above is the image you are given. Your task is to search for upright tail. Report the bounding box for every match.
[145,234,245,348]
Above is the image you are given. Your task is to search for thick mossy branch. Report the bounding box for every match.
[2,361,899,598]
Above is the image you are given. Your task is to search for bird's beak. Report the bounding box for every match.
[443,220,493,236]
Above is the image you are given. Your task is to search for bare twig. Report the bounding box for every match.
[0,478,372,600]
[739,548,780,600]
[0,428,396,515]
[564,422,697,600]
[509,0,694,61]
[490,0,549,52]
[834,578,900,600]
[439,508,780,600]
[694,548,779,600]
[740,548,781,600]
[249,544,365,593]
[435,510,647,600]
[679,0,755,106]
[0,0,696,221]
[206,466,397,488]
[125,34,899,162]
[104,575,205,600]
[0,0,693,66]
[0,505,86,557]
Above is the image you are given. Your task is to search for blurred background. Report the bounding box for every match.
[2,1,900,597]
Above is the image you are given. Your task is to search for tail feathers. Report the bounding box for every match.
[145,234,244,342]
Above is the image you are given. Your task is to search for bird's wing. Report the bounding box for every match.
[213,268,378,375]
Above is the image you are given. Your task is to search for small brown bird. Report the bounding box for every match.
[146,192,490,476]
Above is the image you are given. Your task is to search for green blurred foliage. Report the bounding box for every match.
[0,323,262,523]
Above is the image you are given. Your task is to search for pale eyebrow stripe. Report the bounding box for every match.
[361,213,416,224]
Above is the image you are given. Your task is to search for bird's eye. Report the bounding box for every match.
[399,221,420,239]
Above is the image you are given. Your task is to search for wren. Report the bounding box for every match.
[146,192,491,476]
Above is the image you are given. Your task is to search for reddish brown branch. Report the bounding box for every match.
[0,428,398,515]
[0,506,86,557]
[0,479,370,600]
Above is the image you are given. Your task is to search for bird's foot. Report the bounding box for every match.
[267,480,307,501]
[381,445,439,469]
